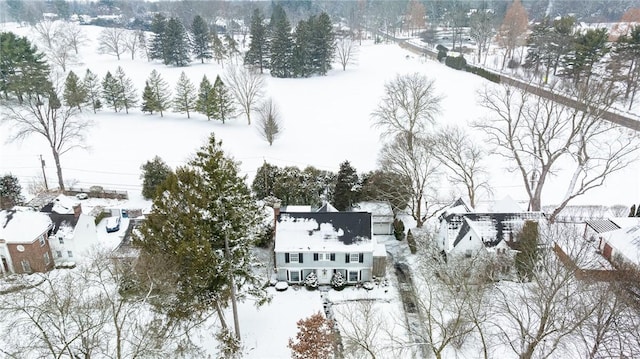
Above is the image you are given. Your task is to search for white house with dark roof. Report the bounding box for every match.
[597,224,640,267]
[437,197,544,257]
[274,211,386,285]
[40,195,99,265]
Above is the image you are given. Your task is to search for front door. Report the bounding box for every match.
[318,268,331,284]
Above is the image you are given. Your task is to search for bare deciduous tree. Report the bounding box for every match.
[124,29,143,60]
[431,125,491,208]
[469,8,495,64]
[372,72,442,152]
[99,26,127,60]
[475,80,638,222]
[59,22,87,55]
[32,19,61,49]
[256,98,283,146]
[335,36,359,71]
[223,65,265,125]
[379,135,444,227]
[1,83,91,191]
[496,0,529,68]
[334,299,385,358]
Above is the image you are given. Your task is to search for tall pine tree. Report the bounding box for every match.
[269,4,294,78]
[133,134,267,351]
[333,160,360,211]
[212,75,235,124]
[102,71,123,112]
[83,69,102,113]
[146,69,171,117]
[165,17,191,66]
[141,81,157,114]
[244,8,269,73]
[311,12,335,76]
[173,71,197,118]
[0,174,24,209]
[190,15,212,63]
[212,30,227,66]
[63,70,87,110]
[115,66,137,114]
[292,18,313,77]
[149,13,167,62]
[196,75,215,120]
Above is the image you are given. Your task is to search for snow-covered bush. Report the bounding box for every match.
[304,272,318,289]
[331,272,345,290]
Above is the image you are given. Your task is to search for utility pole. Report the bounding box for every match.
[40,155,49,190]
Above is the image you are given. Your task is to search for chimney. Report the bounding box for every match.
[73,203,82,220]
[273,200,281,228]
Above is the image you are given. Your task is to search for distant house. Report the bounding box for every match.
[0,209,55,274]
[351,201,394,235]
[436,196,544,257]
[40,195,99,265]
[583,217,640,243]
[274,210,386,285]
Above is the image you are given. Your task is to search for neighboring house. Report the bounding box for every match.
[351,201,394,235]
[583,217,640,243]
[274,210,386,285]
[0,208,54,274]
[436,196,544,257]
[40,195,99,265]
[597,224,640,268]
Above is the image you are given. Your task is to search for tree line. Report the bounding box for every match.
[244,4,336,78]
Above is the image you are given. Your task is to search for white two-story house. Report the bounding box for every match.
[274,211,386,285]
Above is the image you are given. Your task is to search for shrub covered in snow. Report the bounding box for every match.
[331,272,345,290]
[304,272,318,289]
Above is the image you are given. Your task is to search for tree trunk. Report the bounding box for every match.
[51,149,65,190]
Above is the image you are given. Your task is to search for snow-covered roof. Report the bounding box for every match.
[0,209,52,244]
[491,195,523,213]
[352,201,393,217]
[282,205,312,213]
[602,225,640,266]
[373,243,387,257]
[274,212,373,252]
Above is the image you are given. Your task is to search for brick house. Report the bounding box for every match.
[0,209,55,274]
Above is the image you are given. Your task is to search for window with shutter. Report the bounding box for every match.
[285,253,290,263]
[359,253,364,263]
[314,253,319,261]
[330,253,335,261]
[299,253,304,263]
[345,253,350,263]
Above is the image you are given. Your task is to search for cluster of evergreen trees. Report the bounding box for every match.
[251,161,411,212]
[148,14,240,67]
[244,5,336,78]
[62,67,236,122]
[0,31,52,102]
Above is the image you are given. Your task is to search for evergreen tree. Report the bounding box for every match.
[140,156,173,199]
[0,174,24,210]
[212,31,227,66]
[141,81,157,114]
[244,8,268,73]
[251,161,281,199]
[563,27,610,85]
[333,160,360,211]
[190,15,212,63]
[224,34,240,64]
[82,69,102,113]
[134,134,267,348]
[102,71,123,112]
[149,13,167,62]
[212,75,236,124]
[269,4,294,78]
[0,31,51,102]
[165,17,191,66]
[630,204,637,217]
[146,69,171,117]
[173,71,197,118]
[292,18,313,77]
[196,75,215,120]
[310,12,335,75]
[514,220,540,282]
[63,70,87,110]
[114,66,137,114]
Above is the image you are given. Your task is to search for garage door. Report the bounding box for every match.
[373,223,392,235]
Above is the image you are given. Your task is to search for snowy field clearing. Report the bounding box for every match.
[1,22,638,210]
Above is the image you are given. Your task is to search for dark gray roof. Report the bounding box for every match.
[585,219,620,234]
[278,211,371,245]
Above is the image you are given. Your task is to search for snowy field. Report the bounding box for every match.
[1,21,640,358]
[1,22,638,210]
